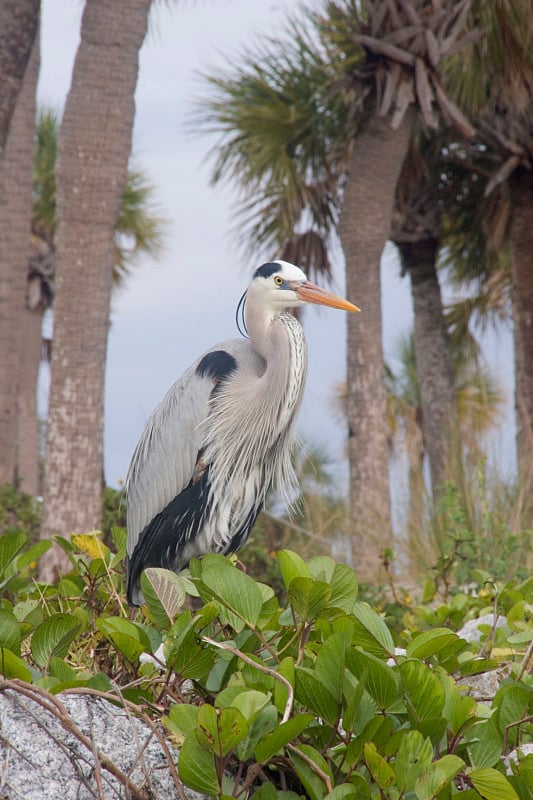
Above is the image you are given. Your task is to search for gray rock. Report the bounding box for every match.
[505,743,533,774]
[457,613,508,644]
[0,688,205,800]
[457,669,501,699]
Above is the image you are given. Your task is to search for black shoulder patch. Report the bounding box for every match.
[253,262,280,280]
[196,350,237,383]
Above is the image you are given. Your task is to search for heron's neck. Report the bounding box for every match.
[248,309,307,412]
[246,308,291,363]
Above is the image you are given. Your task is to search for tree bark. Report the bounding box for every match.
[0,0,39,158]
[40,0,152,581]
[339,109,414,582]
[398,237,456,496]
[510,169,533,496]
[16,302,44,496]
[0,26,39,486]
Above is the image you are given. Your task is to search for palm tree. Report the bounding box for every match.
[15,108,164,497]
[194,0,474,580]
[391,130,457,498]
[0,29,39,487]
[39,0,153,582]
[0,0,39,158]
[444,0,533,496]
[386,330,504,569]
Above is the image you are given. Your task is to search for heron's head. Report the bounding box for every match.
[247,260,360,315]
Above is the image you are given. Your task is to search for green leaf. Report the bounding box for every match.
[324,787,358,800]
[197,703,248,757]
[178,733,219,795]
[31,613,82,669]
[88,672,112,692]
[278,550,310,590]
[14,539,51,571]
[167,632,216,680]
[467,719,503,769]
[227,689,270,721]
[0,647,32,681]
[414,754,464,799]
[345,775,370,798]
[48,656,77,683]
[163,703,199,739]
[315,632,348,700]
[0,609,21,654]
[288,577,331,621]
[308,555,336,583]
[407,628,462,660]
[343,673,375,734]
[295,667,340,726]
[507,629,533,644]
[96,616,148,663]
[442,680,478,736]
[351,603,395,658]
[469,768,520,800]
[253,787,302,800]
[291,744,334,800]
[399,659,446,737]
[494,685,529,745]
[255,714,314,764]
[459,657,499,676]
[141,568,186,627]
[196,555,263,632]
[328,563,358,613]
[347,648,398,709]
[364,742,396,789]
[0,531,27,577]
[236,704,278,761]
[394,731,433,792]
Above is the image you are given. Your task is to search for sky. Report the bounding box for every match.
[37,0,516,496]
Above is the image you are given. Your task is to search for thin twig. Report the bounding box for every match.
[202,637,294,722]
[517,638,533,683]
[503,714,533,755]
[287,743,333,793]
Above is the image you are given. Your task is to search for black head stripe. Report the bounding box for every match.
[253,262,280,280]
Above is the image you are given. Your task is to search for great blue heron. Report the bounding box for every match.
[125,260,359,605]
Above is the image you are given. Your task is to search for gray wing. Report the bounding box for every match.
[125,338,260,558]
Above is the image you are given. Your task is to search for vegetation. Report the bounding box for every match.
[0,527,531,799]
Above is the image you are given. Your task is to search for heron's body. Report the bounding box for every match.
[125,261,358,605]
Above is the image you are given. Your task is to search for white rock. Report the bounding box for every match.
[0,689,205,800]
[458,614,507,644]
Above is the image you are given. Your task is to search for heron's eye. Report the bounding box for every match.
[274,275,283,286]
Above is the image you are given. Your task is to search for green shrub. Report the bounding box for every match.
[0,531,532,799]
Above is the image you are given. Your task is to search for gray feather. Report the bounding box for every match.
[125,338,264,557]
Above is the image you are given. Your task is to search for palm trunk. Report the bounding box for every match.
[339,110,414,581]
[16,304,44,496]
[39,0,152,581]
[0,0,39,157]
[0,27,39,485]
[398,237,456,496]
[510,169,533,495]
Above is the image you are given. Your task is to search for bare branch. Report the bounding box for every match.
[202,636,295,723]
[287,743,333,792]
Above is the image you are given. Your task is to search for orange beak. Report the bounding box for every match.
[294,280,360,313]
